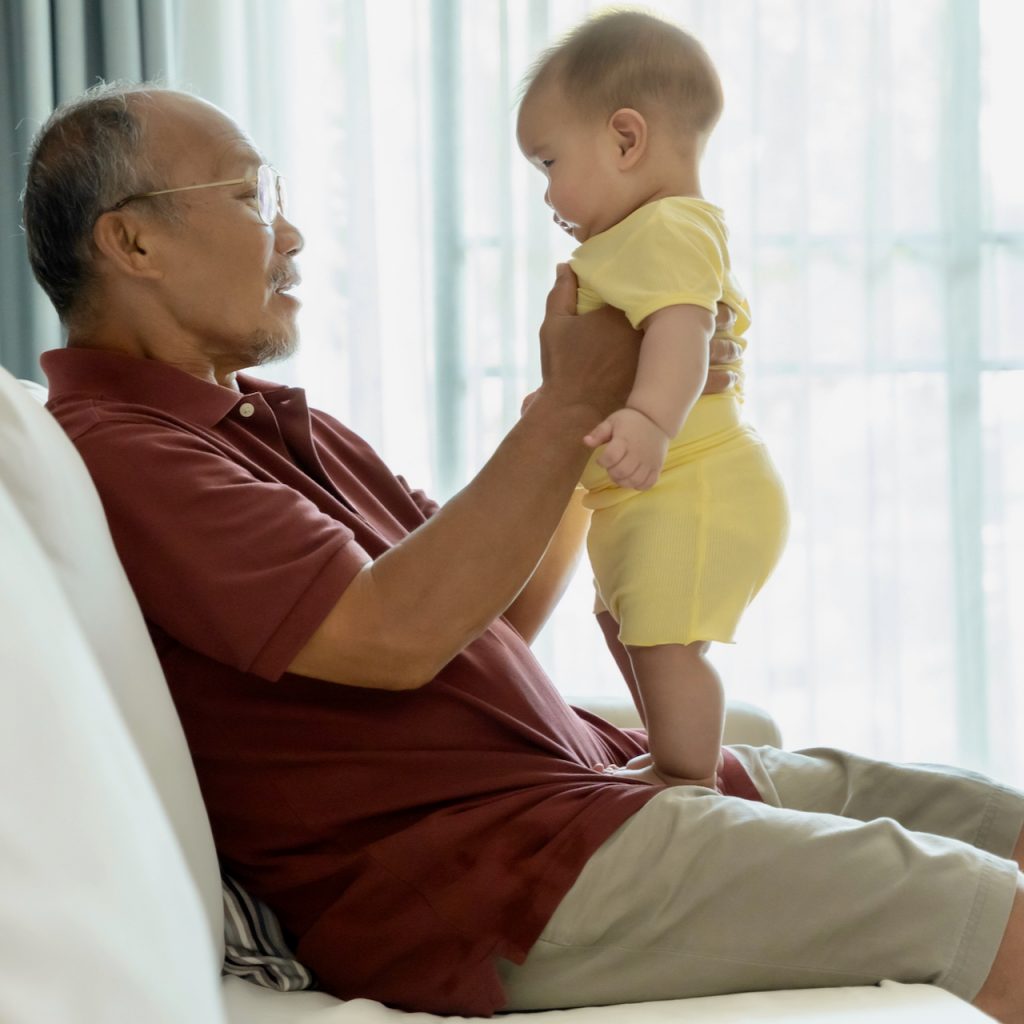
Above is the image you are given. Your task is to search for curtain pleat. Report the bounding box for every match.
[0,0,177,381]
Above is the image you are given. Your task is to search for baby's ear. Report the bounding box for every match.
[608,108,647,168]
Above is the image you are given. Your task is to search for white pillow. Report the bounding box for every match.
[0,367,223,949]
[0,484,226,1023]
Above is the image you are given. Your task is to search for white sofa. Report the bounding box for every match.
[0,364,992,1023]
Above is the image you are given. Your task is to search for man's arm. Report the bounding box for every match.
[502,486,590,644]
[288,265,639,690]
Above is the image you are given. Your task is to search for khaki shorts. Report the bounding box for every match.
[498,746,1024,1010]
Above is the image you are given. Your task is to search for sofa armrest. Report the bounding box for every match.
[578,698,782,748]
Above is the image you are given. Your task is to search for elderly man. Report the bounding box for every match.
[22,83,1024,1022]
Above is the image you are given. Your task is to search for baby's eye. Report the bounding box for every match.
[541,159,555,168]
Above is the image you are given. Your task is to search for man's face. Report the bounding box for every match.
[138,94,304,372]
[517,85,629,244]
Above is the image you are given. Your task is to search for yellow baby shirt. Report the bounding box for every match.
[572,197,751,500]
[572,196,750,399]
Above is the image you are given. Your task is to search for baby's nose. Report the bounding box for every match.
[543,188,552,209]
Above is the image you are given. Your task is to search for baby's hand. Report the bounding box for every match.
[583,408,669,490]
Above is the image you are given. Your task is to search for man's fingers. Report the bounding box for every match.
[544,262,579,319]
[703,368,738,395]
[708,336,742,365]
[710,302,741,369]
[714,301,736,332]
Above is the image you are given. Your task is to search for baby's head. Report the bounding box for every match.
[517,9,722,242]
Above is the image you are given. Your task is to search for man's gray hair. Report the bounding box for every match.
[21,80,180,324]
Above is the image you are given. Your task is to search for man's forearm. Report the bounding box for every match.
[292,268,646,689]
[290,392,598,688]
[373,393,594,669]
[502,485,591,644]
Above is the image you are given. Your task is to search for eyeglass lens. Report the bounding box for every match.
[257,164,285,225]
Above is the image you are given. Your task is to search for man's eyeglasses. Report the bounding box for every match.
[110,163,286,225]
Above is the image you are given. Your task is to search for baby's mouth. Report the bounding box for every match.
[552,212,576,237]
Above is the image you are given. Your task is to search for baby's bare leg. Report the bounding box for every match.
[596,610,647,728]
[626,642,724,786]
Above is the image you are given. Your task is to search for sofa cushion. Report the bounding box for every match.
[0,366,223,951]
[0,482,226,1023]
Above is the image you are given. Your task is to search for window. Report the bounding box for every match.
[178,0,1024,782]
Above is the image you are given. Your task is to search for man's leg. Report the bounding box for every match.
[499,750,1024,1015]
[973,830,1024,1022]
[741,745,1024,1021]
[735,746,1022,848]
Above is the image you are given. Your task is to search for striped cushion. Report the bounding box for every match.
[221,874,316,990]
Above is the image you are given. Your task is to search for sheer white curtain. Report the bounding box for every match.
[176,0,1024,784]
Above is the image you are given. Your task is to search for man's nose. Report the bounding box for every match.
[275,215,304,256]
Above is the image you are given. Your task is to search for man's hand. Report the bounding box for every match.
[705,303,741,394]
[534,264,640,425]
[526,290,738,421]
[583,407,669,491]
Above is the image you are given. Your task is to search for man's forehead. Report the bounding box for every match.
[213,140,268,175]
[139,92,267,175]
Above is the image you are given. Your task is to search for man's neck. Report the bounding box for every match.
[65,329,241,391]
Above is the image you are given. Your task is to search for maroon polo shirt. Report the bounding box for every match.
[42,347,760,1016]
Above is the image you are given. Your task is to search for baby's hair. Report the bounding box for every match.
[522,8,722,137]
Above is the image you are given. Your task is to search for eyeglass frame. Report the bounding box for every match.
[108,164,286,225]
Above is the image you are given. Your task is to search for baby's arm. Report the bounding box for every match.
[584,304,715,490]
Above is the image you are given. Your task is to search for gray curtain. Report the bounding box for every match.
[0,0,176,381]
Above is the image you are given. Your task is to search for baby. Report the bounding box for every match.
[517,10,789,788]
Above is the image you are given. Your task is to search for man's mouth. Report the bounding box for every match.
[272,271,302,295]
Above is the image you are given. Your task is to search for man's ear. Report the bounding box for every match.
[608,108,648,169]
[91,210,166,281]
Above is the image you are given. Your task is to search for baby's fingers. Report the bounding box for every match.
[583,419,614,449]
[608,455,644,486]
[611,458,660,491]
[596,437,629,470]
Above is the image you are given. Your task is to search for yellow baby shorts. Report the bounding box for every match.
[583,401,788,647]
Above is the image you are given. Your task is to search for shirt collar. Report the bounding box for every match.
[41,347,295,428]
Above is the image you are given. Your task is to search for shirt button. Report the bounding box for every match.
[238,402,256,418]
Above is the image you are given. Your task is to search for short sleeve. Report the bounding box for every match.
[74,418,368,680]
[396,475,440,519]
[572,202,727,328]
